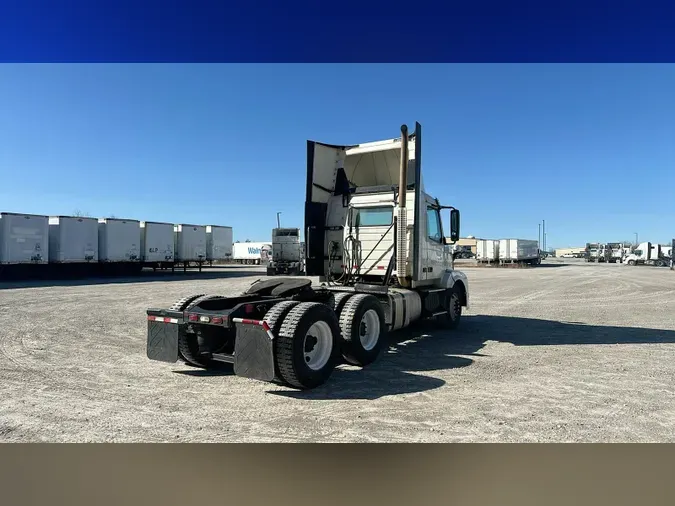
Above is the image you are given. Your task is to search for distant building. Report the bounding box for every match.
[445,236,478,255]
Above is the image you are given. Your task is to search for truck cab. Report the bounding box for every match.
[305,122,463,290]
[267,227,305,276]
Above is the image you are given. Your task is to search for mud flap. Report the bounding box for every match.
[146,321,180,363]
[233,324,275,382]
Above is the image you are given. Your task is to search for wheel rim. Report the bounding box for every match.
[359,309,381,351]
[303,320,333,370]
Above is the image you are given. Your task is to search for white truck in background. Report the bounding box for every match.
[624,242,671,267]
[267,227,305,276]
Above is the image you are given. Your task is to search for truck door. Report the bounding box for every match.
[305,140,350,276]
[424,196,445,281]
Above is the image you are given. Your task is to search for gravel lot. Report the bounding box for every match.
[1,260,674,442]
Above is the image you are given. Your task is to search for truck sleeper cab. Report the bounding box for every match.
[145,122,469,390]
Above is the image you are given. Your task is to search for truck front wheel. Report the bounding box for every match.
[339,294,386,367]
[439,286,463,330]
[274,302,341,389]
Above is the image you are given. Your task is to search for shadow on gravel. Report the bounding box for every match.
[0,267,265,290]
[269,314,675,400]
[172,365,235,377]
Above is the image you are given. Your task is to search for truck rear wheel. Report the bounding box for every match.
[339,294,386,367]
[264,300,300,338]
[274,302,341,389]
[178,295,228,368]
[330,291,354,318]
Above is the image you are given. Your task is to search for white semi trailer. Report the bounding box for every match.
[233,242,271,265]
[145,122,469,390]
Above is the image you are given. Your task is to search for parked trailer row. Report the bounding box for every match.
[0,212,233,279]
[474,238,540,265]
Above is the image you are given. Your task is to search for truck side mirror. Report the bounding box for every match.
[449,209,460,242]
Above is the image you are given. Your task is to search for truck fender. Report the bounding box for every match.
[438,269,469,308]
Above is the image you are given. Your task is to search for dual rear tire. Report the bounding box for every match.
[264,293,387,389]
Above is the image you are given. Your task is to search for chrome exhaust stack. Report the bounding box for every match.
[396,124,410,287]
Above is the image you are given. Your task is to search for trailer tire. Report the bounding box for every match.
[339,294,386,367]
[275,302,341,389]
[266,267,275,276]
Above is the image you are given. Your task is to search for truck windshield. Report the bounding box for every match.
[275,230,299,237]
[352,206,393,227]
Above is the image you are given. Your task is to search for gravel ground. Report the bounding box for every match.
[1,260,674,442]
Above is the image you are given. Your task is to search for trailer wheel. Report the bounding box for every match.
[439,286,463,330]
[339,294,386,367]
[275,302,341,389]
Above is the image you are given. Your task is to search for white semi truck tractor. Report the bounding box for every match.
[145,122,469,389]
[267,227,305,276]
[624,242,671,267]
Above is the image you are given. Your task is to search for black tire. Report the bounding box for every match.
[438,286,462,330]
[628,260,636,266]
[263,300,301,381]
[178,295,225,368]
[330,291,354,318]
[169,294,206,312]
[263,300,301,338]
[339,294,386,367]
[274,302,341,389]
[266,267,275,276]
[168,294,205,363]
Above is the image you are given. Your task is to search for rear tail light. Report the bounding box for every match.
[244,304,254,314]
[188,314,199,322]
[211,317,223,324]
[199,316,210,323]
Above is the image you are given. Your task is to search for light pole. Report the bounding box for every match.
[542,220,546,252]
[277,212,282,228]
[538,223,541,250]
[634,232,638,246]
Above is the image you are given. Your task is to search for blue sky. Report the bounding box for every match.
[0,64,673,249]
